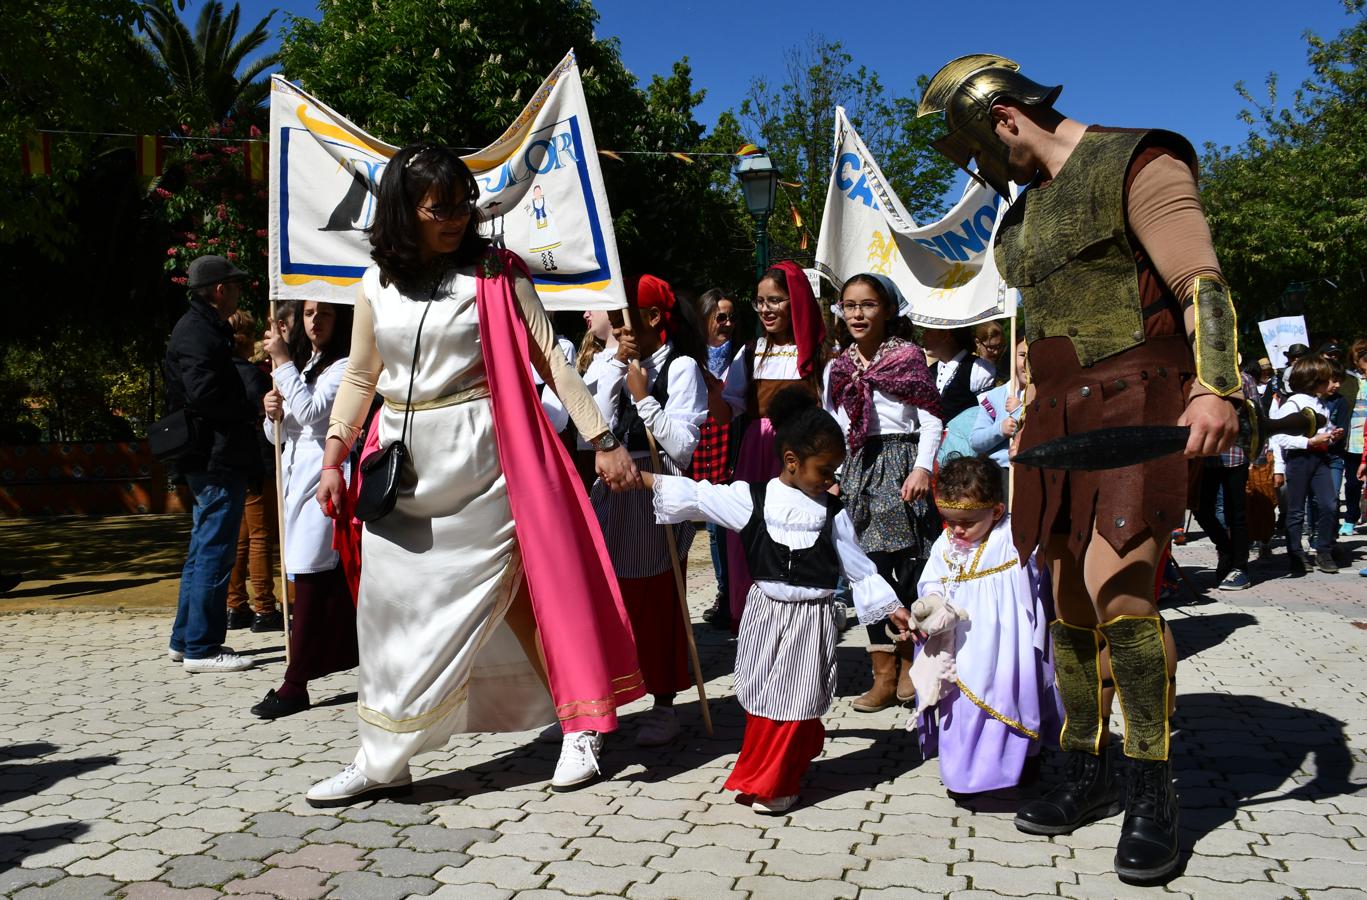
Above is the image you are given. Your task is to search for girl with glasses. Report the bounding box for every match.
[693,289,741,630]
[718,263,827,628]
[823,274,945,713]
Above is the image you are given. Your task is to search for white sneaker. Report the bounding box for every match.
[167,647,184,662]
[183,649,252,673]
[305,762,412,808]
[552,730,602,792]
[537,720,563,744]
[752,794,798,815]
[634,706,680,748]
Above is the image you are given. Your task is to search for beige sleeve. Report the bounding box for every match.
[513,274,610,443]
[1129,155,1242,401]
[326,285,383,448]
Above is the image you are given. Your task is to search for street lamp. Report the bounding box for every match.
[733,149,779,281]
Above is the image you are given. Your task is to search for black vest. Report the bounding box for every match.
[740,481,843,590]
[614,349,680,453]
[933,354,978,422]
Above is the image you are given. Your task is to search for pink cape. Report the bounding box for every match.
[475,249,646,732]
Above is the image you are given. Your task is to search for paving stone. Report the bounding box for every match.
[1059,873,1194,900]
[249,811,342,839]
[1270,857,1367,890]
[421,886,513,900]
[499,811,596,839]
[647,844,759,877]
[466,830,573,863]
[589,814,678,843]
[952,861,1076,896]
[854,832,970,865]
[848,860,967,893]
[337,801,434,826]
[0,867,64,894]
[365,846,453,878]
[266,842,369,873]
[116,827,214,855]
[398,825,498,853]
[319,821,402,849]
[958,836,1070,866]
[626,869,749,899]
[120,884,221,900]
[1180,851,1280,883]
[849,889,943,900]
[224,867,331,899]
[666,823,773,851]
[159,854,265,889]
[206,831,305,861]
[764,825,867,854]
[542,860,657,895]
[433,857,548,891]
[736,874,859,899]
[14,875,121,899]
[324,870,438,900]
[17,840,116,870]
[65,849,168,881]
[752,847,865,880]
[567,836,674,867]
[430,806,526,831]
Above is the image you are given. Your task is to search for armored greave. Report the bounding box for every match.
[1098,615,1170,761]
[1050,620,1104,755]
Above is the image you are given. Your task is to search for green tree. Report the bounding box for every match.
[736,36,958,263]
[139,0,279,130]
[1202,0,1367,340]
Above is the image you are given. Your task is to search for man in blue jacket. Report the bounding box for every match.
[163,255,260,674]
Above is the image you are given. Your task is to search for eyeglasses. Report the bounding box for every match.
[838,301,881,317]
[417,199,476,222]
[752,296,789,312]
[714,312,733,324]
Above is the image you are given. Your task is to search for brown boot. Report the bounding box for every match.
[895,640,916,704]
[851,649,899,712]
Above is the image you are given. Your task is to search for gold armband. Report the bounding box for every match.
[1191,276,1240,397]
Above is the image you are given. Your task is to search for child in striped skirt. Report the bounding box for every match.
[644,387,900,813]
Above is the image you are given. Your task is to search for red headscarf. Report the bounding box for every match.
[627,273,676,344]
[768,260,825,378]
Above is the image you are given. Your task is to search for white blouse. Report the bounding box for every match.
[652,474,900,624]
[933,349,997,396]
[821,358,944,471]
[721,337,802,416]
[1269,393,1332,474]
[557,341,708,467]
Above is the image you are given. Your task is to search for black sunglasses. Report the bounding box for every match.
[714,312,734,324]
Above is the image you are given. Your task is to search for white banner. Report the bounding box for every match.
[815,106,1015,327]
[268,51,625,309]
[1258,315,1309,369]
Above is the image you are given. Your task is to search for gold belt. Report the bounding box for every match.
[383,383,490,413]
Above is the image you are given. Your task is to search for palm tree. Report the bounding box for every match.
[140,1,278,129]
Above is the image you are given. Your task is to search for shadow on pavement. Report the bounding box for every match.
[1167,611,1259,661]
[0,742,114,871]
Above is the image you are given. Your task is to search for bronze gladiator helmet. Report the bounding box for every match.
[918,54,1062,199]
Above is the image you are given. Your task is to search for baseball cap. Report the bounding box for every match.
[186,255,250,289]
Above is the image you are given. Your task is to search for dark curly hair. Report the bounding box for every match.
[935,454,1004,507]
[288,301,354,385]
[369,144,489,288]
[767,385,846,464]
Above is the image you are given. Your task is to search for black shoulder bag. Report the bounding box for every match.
[354,291,435,522]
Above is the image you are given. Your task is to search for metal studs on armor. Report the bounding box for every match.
[1114,516,1126,528]
[1215,375,1229,388]
[1133,330,1144,342]
[1049,398,1058,408]
[1067,326,1079,337]
[1079,386,1091,398]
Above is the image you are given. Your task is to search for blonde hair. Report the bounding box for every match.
[576,330,604,375]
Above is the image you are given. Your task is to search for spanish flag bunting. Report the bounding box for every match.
[800,231,809,251]
[736,143,760,157]
[598,149,624,162]
[668,152,694,164]
[790,205,803,229]
[20,132,52,177]
[780,180,802,189]
[134,134,165,179]
[243,141,267,181]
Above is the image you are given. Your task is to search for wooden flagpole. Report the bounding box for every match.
[644,428,714,737]
[269,301,292,664]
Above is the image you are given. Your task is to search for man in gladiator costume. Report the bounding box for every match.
[918,55,1241,883]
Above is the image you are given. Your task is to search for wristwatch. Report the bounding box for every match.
[591,431,621,452]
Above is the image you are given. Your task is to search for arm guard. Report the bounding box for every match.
[1188,276,1240,397]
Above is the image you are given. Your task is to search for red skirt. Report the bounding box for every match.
[619,570,692,696]
[724,714,825,799]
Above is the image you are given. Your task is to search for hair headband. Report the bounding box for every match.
[936,497,997,510]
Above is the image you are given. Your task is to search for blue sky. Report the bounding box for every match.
[193,0,1355,152]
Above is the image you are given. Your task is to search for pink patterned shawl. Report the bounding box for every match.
[827,338,944,453]
[475,249,646,733]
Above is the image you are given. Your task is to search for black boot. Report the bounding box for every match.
[701,594,730,630]
[226,607,253,630]
[1015,748,1122,835]
[1114,758,1181,884]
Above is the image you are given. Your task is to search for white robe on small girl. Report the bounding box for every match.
[911,515,1051,794]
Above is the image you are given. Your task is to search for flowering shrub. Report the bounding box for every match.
[153,121,269,301]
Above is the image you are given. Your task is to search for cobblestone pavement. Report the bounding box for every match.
[2,534,1366,899]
